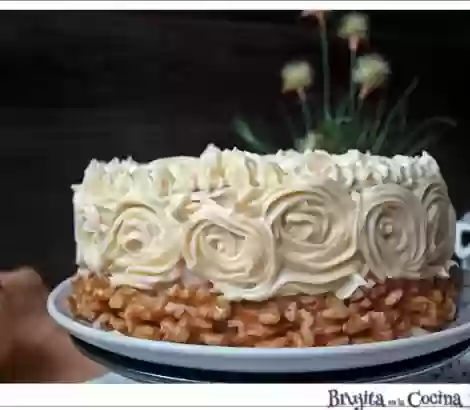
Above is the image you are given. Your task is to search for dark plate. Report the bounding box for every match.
[72,336,470,383]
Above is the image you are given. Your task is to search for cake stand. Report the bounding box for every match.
[73,336,470,383]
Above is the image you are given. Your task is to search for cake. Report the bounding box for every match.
[68,11,459,347]
[68,145,458,347]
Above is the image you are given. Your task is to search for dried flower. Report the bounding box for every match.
[301,10,329,27]
[281,61,313,93]
[338,12,368,50]
[353,54,390,98]
[297,131,320,152]
[233,11,453,158]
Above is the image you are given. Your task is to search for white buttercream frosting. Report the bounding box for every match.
[101,200,183,284]
[72,145,455,301]
[182,201,279,301]
[416,178,456,266]
[262,181,363,286]
[359,184,428,281]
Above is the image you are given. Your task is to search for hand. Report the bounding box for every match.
[0,277,13,365]
[0,267,105,382]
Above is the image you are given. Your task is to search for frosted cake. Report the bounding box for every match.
[68,145,458,347]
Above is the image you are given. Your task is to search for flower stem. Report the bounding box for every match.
[319,21,331,120]
[297,89,312,137]
[355,99,368,149]
[349,46,357,115]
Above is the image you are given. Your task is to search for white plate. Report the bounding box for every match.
[48,277,470,373]
[72,335,470,383]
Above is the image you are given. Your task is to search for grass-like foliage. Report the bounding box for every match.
[234,11,455,156]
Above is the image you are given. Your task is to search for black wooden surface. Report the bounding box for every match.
[1,11,469,286]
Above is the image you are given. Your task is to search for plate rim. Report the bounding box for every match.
[48,277,470,359]
[72,335,470,383]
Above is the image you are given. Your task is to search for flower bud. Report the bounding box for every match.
[281,61,314,93]
[338,12,369,42]
[353,54,390,98]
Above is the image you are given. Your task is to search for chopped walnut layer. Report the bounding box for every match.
[68,274,458,348]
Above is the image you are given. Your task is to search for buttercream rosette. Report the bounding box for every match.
[100,199,183,288]
[416,178,456,271]
[182,201,279,301]
[262,180,364,290]
[359,184,428,281]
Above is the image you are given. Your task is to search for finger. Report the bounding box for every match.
[0,267,48,315]
[0,281,13,365]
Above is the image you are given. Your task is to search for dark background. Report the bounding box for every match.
[1,10,468,287]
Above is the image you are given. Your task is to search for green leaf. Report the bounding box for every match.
[368,99,387,141]
[232,117,274,154]
[278,103,300,143]
[334,96,353,119]
[404,117,456,155]
[371,78,419,154]
[397,99,408,135]
[315,118,354,153]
